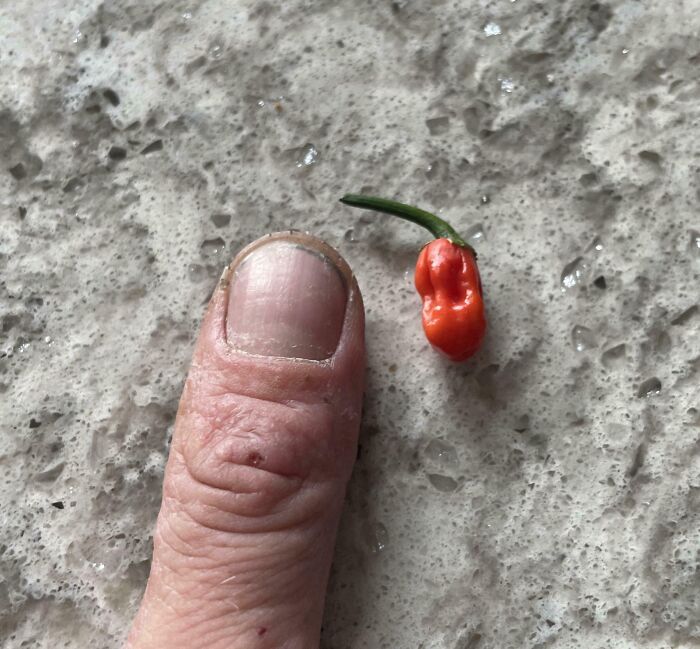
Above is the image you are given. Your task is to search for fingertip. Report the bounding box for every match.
[194,232,365,381]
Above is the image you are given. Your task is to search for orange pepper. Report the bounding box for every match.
[340,195,487,361]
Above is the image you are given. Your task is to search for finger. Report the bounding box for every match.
[125,232,365,649]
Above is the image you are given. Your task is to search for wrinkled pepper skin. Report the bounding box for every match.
[415,238,486,361]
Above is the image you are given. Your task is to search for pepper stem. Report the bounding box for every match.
[339,194,472,251]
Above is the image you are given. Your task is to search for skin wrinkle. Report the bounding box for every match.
[180,419,314,502]
[154,505,331,623]
[154,508,331,626]
[171,470,340,536]
[192,336,356,402]
[186,359,342,411]
[153,425,343,641]
[168,458,304,531]
[168,433,343,535]
[182,364,342,444]
[179,389,343,485]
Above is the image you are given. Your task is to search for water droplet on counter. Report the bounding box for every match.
[480,195,490,205]
[601,344,626,368]
[637,377,661,398]
[690,229,700,257]
[424,439,458,469]
[587,236,603,253]
[295,143,319,168]
[200,237,226,256]
[484,22,502,36]
[188,264,207,281]
[365,521,389,554]
[499,78,515,94]
[72,29,86,46]
[425,161,440,179]
[428,474,459,492]
[208,41,224,59]
[561,257,588,289]
[464,223,485,245]
[344,215,372,244]
[571,325,596,352]
[257,96,285,113]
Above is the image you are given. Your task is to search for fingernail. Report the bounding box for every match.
[227,236,348,360]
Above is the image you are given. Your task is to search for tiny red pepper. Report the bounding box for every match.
[340,194,486,362]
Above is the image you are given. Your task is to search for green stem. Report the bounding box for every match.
[339,194,470,249]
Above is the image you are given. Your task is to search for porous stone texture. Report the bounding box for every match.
[1,1,699,647]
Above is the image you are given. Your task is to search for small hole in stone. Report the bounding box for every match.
[141,140,163,155]
[108,146,127,161]
[18,206,27,219]
[102,89,120,106]
[9,163,26,180]
[28,418,41,429]
[211,213,231,228]
[3,315,20,332]
[638,150,662,166]
[51,501,65,510]
[579,172,598,187]
[63,177,84,193]
[100,34,110,48]
[671,304,698,326]
[637,377,661,398]
[593,276,607,289]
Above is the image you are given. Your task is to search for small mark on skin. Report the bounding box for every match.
[247,451,264,467]
[257,627,267,637]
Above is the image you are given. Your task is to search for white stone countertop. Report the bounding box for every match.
[1,1,698,647]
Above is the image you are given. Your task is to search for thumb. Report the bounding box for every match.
[126,232,365,649]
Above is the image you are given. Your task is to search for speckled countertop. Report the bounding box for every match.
[1,1,699,647]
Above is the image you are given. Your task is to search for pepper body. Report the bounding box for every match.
[415,238,486,361]
[340,194,488,362]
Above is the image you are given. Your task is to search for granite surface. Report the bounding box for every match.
[1,1,699,647]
